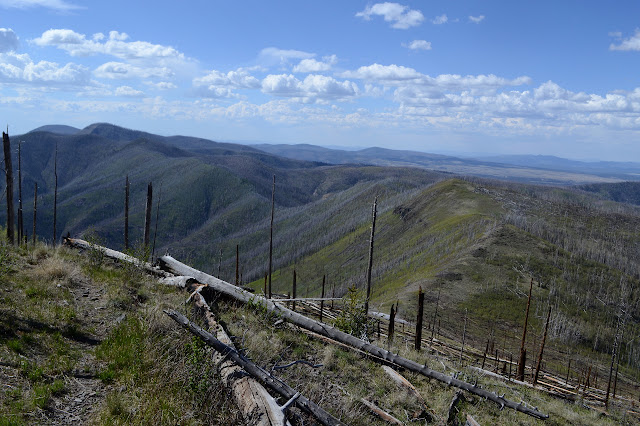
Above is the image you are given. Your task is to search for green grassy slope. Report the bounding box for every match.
[254,178,640,400]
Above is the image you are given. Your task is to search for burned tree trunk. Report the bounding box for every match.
[533,307,551,386]
[292,269,297,312]
[320,275,326,323]
[388,303,395,344]
[364,196,377,315]
[268,174,275,299]
[124,176,129,250]
[32,182,37,245]
[517,279,534,381]
[415,286,424,351]
[52,142,58,245]
[17,141,22,244]
[3,131,14,244]
[143,182,153,248]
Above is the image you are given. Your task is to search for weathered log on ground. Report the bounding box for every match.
[63,237,169,277]
[159,275,195,288]
[164,309,345,426]
[382,365,423,402]
[189,284,287,426]
[360,398,402,425]
[159,255,549,420]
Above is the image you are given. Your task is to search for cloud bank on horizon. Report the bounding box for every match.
[0,0,639,160]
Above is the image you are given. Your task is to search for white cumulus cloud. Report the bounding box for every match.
[115,85,144,97]
[193,68,261,98]
[33,29,187,66]
[432,14,448,25]
[610,29,640,51]
[469,15,485,24]
[94,62,174,80]
[0,28,18,52]
[259,47,315,68]
[404,40,431,51]
[340,63,423,81]
[356,3,424,29]
[293,55,337,73]
[0,51,90,86]
[261,74,359,102]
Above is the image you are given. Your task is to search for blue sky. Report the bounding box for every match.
[1,0,639,160]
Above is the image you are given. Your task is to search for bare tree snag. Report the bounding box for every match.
[606,310,625,408]
[320,275,325,323]
[17,141,22,244]
[124,175,129,250]
[533,307,552,386]
[52,142,58,245]
[32,182,37,245]
[3,131,14,244]
[415,286,424,351]
[268,174,275,299]
[360,399,402,425]
[151,184,161,260]
[164,309,345,426]
[364,196,377,316]
[292,269,297,312]
[158,255,549,420]
[388,303,395,345]
[236,244,240,286]
[460,308,468,366]
[143,182,153,248]
[517,279,534,381]
[431,288,440,342]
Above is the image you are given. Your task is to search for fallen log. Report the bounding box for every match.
[189,285,288,426]
[165,309,345,426]
[63,237,169,277]
[360,399,403,425]
[159,255,549,420]
[382,365,423,402]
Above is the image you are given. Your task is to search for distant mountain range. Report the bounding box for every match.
[252,143,640,185]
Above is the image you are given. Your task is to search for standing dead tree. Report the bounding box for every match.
[52,142,58,245]
[517,279,534,381]
[124,175,129,250]
[268,174,275,299]
[364,196,377,316]
[3,130,14,244]
[415,286,424,351]
[533,307,551,386]
[32,183,37,245]
[143,182,153,249]
[17,141,23,244]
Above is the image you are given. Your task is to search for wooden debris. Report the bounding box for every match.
[158,255,549,420]
[164,309,345,426]
[382,365,422,401]
[189,283,287,426]
[465,414,481,426]
[360,398,403,425]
